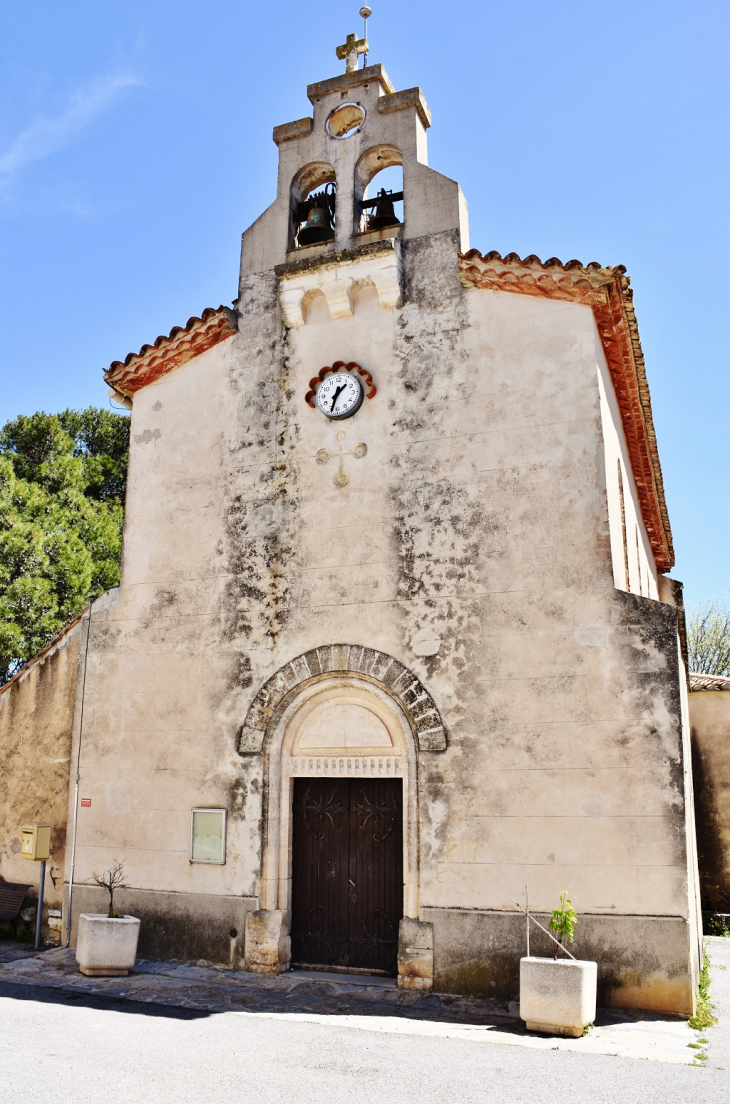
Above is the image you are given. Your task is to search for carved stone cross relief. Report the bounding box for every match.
[317,429,367,488]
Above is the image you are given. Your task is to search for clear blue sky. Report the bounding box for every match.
[1,0,727,608]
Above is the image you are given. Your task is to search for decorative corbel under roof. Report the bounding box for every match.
[458,249,674,573]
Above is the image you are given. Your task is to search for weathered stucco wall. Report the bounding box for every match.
[63,226,698,1011]
[424,908,695,1012]
[0,617,82,937]
[64,884,256,966]
[690,689,730,911]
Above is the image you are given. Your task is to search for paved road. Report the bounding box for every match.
[1,938,728,1104]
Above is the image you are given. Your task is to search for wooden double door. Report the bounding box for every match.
[291,778,403,975]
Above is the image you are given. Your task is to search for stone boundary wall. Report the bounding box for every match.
[65,885,258,966]
[422,908,695,1015]
[690,687,730,912]
[0,616,84,940]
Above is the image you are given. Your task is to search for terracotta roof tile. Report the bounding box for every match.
[689,672,730,692]
[105,305,238,398]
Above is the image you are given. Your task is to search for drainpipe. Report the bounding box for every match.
[64,604,92,947]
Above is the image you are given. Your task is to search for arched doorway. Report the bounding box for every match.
[264,675,417,972]
[287,685,407,974]
[239,644,447,978]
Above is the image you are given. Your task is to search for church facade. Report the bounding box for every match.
[2,50,702,1013]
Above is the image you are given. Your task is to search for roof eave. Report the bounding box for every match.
[458,249,674,573]
[104,305,239,398]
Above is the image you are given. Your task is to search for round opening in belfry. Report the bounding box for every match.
[326,103,366,139]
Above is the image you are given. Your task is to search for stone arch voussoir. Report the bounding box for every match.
[238,644,447,755]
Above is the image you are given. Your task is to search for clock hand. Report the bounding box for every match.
[330,385,345,412]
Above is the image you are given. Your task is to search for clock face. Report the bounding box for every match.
[315,371,364,419]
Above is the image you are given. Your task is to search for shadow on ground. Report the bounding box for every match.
[0,941,689,1035]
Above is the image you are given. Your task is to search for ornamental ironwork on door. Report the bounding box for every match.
[291,778,403,975]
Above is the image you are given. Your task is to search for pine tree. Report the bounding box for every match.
[0,408,129,684]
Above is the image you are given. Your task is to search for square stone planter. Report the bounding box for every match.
[76,914,141,977]
[520,956,597,1037]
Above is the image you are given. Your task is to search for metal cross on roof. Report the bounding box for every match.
[336,32,369,74]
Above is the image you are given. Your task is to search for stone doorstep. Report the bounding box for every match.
[0,947,703,1065]
[290,967,396,989]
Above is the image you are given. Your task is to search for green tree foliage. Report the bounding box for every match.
[0,408,129,684]
[688,595,730,677]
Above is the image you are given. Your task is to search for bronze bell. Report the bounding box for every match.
[298,203,335,247]
[367,188,401,230]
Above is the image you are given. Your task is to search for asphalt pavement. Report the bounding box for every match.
[0,936,728,1104]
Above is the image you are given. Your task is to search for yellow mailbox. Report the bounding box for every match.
[20,824,51,861]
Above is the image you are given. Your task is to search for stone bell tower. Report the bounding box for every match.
[240,53,468,281]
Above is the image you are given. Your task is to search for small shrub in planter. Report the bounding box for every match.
[76,861,140,977]
[548,892,577,958]
[519,890,597,1038]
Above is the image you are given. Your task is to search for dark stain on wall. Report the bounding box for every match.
[691,716,730,912]
[70,885,256,967]
[222,273,302,657]
[424,907,694,1013]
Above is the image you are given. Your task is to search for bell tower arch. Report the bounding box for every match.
[240,51,468,277]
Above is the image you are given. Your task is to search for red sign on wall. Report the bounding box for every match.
[80,798,91,807]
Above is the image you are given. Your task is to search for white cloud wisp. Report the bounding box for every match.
[0,72,140,185]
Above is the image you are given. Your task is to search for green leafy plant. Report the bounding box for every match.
[689,943,718,1031]
[0,408,129,684]
[548,892,578,959]
[688,594,730,676]
[91,860,129,919]
[706,914,730,937]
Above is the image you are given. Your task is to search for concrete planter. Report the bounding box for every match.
[76,914,141,977]
[520,956,597,1037]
